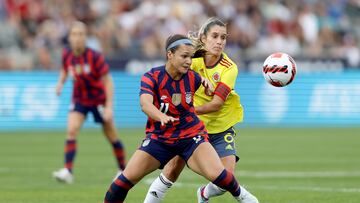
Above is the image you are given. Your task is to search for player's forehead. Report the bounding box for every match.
[174,44,195,54]
[70,23,86,34]
[207,25,227,36]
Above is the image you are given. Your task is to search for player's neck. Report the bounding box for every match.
[73,47,86,56]
[165,64,182,80]
[204,53,221,67]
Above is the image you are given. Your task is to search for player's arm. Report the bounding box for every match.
[102,73,114,121]
[102,73,114,108]
[55,68,68,96]
[140,94,178,126]
[195,94,224,115]
[195,66,237,115]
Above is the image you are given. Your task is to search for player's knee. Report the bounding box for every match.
[67,128,79,138]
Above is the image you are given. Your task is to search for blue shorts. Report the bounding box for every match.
[209,127,239,162]
[70,103,104,123]
[139,134,207,169]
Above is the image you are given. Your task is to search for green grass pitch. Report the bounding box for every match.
[1,127,359,203]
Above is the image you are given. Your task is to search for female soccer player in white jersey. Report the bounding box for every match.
[144,17,259,203]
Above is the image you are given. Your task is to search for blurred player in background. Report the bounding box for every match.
[144,17,259,203]
[104,34,248,203]
[52,21,126,184]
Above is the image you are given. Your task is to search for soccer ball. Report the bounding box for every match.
[262,52,297,87]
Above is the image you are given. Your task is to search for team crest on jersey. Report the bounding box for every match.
[84,64,90,73]
[185,92,192,104]
[212,72,220,82]
[172,93,182,106]
[75,64,82,74]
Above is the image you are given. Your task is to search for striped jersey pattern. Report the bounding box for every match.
[62,47,109,106]
[140,66,207,144]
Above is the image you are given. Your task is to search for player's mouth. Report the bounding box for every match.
[213,47,222,51]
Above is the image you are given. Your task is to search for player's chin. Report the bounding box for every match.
[180,66,189,73]
[212,48,222,56]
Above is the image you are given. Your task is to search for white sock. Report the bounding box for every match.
[203,182,226,199]
[144,173,173,203]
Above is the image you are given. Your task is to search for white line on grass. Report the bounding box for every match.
[235,170,360,178]
[143,170,360,194]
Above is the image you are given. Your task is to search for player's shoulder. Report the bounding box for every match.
[219,53,237,69]
[86,47,103,58]
[62,46,72,56]
[144,65,165,77]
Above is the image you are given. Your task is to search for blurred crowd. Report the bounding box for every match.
[0,0,359,71]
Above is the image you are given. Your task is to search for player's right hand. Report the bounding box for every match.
[159,114,179,126]
[55,83,63,96]
[201,77,214,96]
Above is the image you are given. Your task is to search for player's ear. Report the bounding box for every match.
[166,50,173,60]
[200,34,206,44]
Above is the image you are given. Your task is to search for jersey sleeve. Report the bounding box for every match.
[140,72,156,96]
[94,53,109,76]
[221,64,238,89]
[214,64,238,101]
[62,49,69,72]
[193,71,202,90]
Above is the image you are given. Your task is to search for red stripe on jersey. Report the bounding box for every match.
[79,57,88,100]
[214,82,231,101]
[179,121,205,139]
[222,58,232,66]
[179,79,190,109]
[142,75,155,88]
[87,49,93,72]
[62,49,69,71]
[188,71,195,93]
[171,81,176,90]
[65,52,73,73]
[219,61,230,68]
[140,87,153,94]
[159,73,169,90]
[95,54,104,67]
[152,70,161,85]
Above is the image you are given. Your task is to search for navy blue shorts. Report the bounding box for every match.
[209,127,239,162]
[139,134,207,169]
[70,103,104,123]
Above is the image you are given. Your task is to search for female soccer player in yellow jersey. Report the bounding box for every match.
[144,17,259,203]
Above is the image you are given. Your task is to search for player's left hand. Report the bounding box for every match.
[103,107,113,122]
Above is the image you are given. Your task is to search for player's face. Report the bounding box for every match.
[168,44,194,75]
[202,25,227,56]
[69,26,86,51]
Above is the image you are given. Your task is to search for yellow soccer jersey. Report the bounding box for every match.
[191,53,243,134]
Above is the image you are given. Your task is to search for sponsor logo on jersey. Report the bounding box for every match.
[161,95,168,100]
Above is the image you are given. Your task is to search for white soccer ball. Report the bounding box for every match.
[262,52,297,87]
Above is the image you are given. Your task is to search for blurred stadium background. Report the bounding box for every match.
[0,0,360,203]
